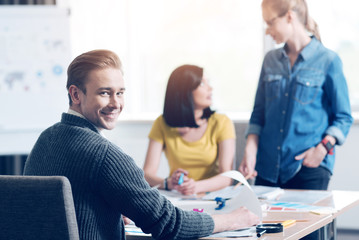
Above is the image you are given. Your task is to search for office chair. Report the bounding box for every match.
[0,175,79,240]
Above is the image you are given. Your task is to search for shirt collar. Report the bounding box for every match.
[280,36,319,61]
[67,108,86,119]
[300,36,319,60]
[67,108,105,137]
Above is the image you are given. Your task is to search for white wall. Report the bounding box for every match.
[105,120,359,230]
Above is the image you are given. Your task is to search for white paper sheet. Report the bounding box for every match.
[169,170,263,220]
[206,227,256,238]
[202,186,243,200]
[219,170,263,219]
[221,170,252,189]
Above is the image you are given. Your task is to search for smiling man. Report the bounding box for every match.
[24,50,259,240]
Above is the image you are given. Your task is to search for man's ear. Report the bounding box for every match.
[68,85,82,105]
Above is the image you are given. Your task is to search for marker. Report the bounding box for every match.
[282,219,296,228]
[233,174,251,189]
[193,208,204,212]
[256,229,266,238]
[178,173,184,185]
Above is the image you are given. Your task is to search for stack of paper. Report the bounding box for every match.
[252,185,285,200]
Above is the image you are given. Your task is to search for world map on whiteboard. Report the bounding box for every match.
[0,6,71,130]
[0,24,68,92]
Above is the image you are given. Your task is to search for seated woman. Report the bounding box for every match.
[143,64,236,195]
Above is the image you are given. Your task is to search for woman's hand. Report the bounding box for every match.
[168,168,188,190]
[175,177,197,195]
[239,152,257,180]
[239,134,258,179]
[295,136,336,168]
[168,168,198,195]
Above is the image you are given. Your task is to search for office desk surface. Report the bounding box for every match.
[317,190,359,218]
[126,190,359,240]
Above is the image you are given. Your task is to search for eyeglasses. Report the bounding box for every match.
[265,16,280,28]
[264,12,287,28]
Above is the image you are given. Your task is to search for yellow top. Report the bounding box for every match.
[148,113,236,180]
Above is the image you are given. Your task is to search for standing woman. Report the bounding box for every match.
[143,65,236,195]
[240,0,353,191]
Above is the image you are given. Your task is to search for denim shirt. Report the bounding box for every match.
[247,37,353,184]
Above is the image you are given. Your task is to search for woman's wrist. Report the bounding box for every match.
[163,177,169,190]
[167,176,174,190]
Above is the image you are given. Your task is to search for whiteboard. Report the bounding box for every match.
[0,6,71,131]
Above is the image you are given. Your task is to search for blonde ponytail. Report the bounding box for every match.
[306,16,321,42]
[292,0,321,41]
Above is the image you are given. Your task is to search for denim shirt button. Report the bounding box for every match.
[280,129,283,133]
[277,146,281,150]
[306,82,310,86]
[282,110,286,114]
[285,93,288,97]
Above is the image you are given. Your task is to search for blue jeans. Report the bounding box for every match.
[255,166,332,240]
[255,165,332,190]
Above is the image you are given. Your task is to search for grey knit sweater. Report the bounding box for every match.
[24,113,214,240]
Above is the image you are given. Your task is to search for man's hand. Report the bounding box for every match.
[212,207,260,233]
[122,216,132,225]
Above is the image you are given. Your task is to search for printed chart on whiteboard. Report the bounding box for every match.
[0,6,71,131]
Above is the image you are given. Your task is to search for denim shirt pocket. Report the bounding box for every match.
[264,74,282,101]
[293,71,324,105]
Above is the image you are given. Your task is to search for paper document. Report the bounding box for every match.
[159,171,263,220]
[275,190,332,204]
[202,185,284,201]
[221,170,252,189]
[252,185,284,200]
[206,227,256,238]
[266,202,336,214]
[125,222,151,237]
[175,170,263,218]
[202,186,243,200]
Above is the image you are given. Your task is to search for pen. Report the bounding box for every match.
[233,174,251,189]
[178,173,184,185]
[256,229,266,238]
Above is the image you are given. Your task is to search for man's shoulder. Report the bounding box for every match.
[44,120,99,140]
[38,121,108,155]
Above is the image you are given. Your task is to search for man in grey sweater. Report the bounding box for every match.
[24,49,259,240]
